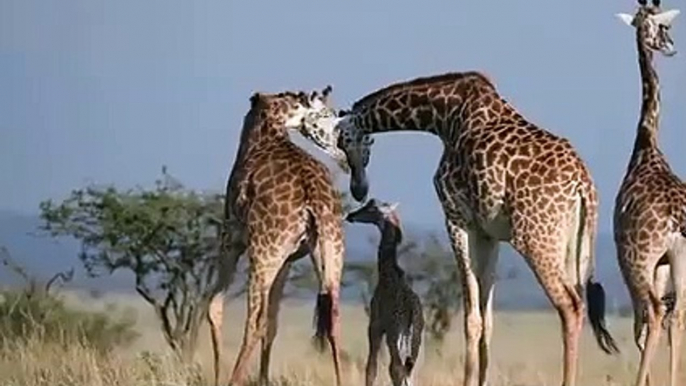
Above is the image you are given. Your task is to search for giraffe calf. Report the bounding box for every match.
[346,199,424,386]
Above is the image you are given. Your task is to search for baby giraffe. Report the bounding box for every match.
[346,199,424,386]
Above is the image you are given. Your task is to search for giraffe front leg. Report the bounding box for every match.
[259,259,293,386]
[386,332,407,386]
[365,321,383,386]
[472,233,499,386]
[445,219,481,386]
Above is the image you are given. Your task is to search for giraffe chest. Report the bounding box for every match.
[434,160,511,240]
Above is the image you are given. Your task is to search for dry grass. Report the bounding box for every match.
[0,291,684,386]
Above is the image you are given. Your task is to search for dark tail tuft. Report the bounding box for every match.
[312,293,333,353]
[662,291,676,329]
[404,357,415,374]
[586,279,620,355]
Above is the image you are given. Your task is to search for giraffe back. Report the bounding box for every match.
[228,92,343,255]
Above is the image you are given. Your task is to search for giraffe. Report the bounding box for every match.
[206,87,346,386]
[614,2,684,386]
[300,72,620,386]
[346,198,425,386]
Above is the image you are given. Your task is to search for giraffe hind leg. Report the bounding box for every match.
[258,259,294,386]
[622,251,667,386]
[667,238,686,386]
[511,233,583,386]
[229,253,285,386]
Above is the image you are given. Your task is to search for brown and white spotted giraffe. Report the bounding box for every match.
[301,72,619,386]
[206,88,345,386]
[614,2,684,386]
[346,198,425,386]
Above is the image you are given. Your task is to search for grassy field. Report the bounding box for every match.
[0,291,683,386]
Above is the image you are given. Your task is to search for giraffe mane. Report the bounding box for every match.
[351,71,495,111]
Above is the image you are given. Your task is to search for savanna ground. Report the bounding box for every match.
[0,290,683,386]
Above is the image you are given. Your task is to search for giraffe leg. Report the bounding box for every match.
[471,234,499,386]
[511,240,582,386]
[386,332,406,386]
[632,304,650,386]
[445,219,480,386]
[365,320,384,386]
[652,264,671,386]
[229,258,282,386]
[258,260,293,386]
[208,225,246,386]
[309,232,344,386]
[667,241,686,386]
[624,254,667,386]
[634,292,664,386]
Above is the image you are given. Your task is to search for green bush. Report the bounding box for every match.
[0,289,138,353]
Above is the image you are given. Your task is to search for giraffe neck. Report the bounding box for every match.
[226,108,288,203]
[628,30,662,168]
[348,72,500,145]
[377,222,404,280]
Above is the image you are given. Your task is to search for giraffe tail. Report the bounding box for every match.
[304,201,342,359]
[313,292,333,353]
[586,279,619,354]
[577,186,620,355]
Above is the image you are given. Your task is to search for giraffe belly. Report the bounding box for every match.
[479,210,512,241]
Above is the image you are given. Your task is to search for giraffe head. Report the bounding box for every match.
[335,110,375,202]
[617,0,680,56]
[298,91,375,199]
[249,86,348,169]
[288,86,352,173]
[345,198,402,239]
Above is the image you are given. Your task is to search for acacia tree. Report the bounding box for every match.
[39,167,222,361]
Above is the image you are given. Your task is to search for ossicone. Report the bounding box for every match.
[249,92,262,106]
[322,85,333,98]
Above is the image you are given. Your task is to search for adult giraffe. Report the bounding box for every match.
[301,72,618,386]
[207,87,346,386]
[614,1,683,386]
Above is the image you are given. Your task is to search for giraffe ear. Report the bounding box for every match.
[389,202,400,212]
[651,9,680,26]
[616,13,635,26]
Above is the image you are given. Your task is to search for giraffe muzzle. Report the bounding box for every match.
[350,168,369,202]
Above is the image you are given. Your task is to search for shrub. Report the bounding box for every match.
[0,289,138,353]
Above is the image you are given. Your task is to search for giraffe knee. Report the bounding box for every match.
[208,296,223,325]
[465,311,483,339]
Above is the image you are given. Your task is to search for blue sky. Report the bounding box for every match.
[1,0,684,233]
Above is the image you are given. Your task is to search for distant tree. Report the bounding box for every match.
[38,167,221,361]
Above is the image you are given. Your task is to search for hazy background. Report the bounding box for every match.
[1,0,685,307]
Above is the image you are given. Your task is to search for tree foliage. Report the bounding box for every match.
[38,167,222,360]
